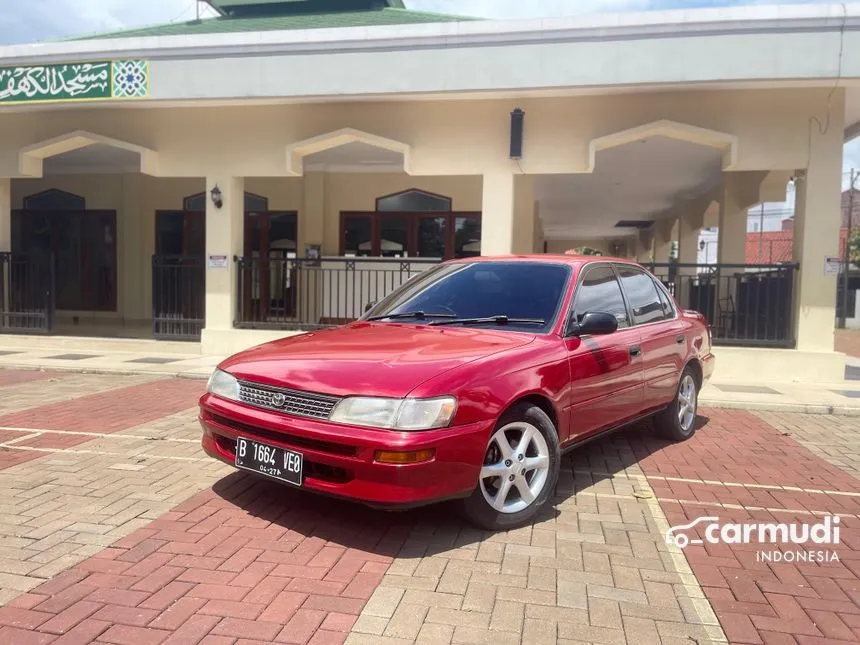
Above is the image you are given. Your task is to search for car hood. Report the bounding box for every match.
[219,322,536,398]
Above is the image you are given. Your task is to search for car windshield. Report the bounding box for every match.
[363,261,570,333]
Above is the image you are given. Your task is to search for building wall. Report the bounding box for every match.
[10,173,483,322]
[0,88,838,181]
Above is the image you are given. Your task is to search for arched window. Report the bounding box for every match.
[376,189,452,213]
[23,189,86,211]
[182,192,269,212]
[341,190,480,260]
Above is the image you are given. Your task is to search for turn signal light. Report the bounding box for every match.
[374,449,435,464]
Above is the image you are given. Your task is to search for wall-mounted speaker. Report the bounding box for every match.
[510,108,524,160]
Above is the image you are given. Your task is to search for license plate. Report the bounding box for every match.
[235,437,303,487]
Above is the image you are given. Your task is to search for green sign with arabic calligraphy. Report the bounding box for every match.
[0,60,149,104]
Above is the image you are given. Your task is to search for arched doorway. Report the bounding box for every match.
[13,189,117,313]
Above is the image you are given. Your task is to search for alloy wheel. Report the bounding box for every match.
[677,373,697,433]
[479,421,550,514]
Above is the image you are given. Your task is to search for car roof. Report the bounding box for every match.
[447,254,642,268]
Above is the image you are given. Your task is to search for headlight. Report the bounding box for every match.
[329,396,456,431]
[207,368,240,402]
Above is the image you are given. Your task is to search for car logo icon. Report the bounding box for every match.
[665,516,719,548]
[271,393,287,408]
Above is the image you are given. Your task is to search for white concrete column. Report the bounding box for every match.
[481,172,515,255]
[678,209,704,270]
[0,178,9,252]
[717,181,748,267]
[793,96,844,351]
[477,174,537,256]
[301,172,325,255]
[203,176,244,335]
[654,217,676,264]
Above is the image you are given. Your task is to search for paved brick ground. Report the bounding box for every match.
[0,368,857,645]
[628,411,860,645]
[835,330,860,359]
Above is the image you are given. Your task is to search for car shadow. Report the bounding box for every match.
[210,413,711,559]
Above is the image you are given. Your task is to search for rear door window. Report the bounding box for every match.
[616,266,668,325]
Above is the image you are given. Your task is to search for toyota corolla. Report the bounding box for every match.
[200,256,714,530]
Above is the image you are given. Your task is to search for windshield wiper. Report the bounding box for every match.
[429,315,546,327]
[365,311,458,322]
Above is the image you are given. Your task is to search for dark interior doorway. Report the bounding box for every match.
[12,189,117,312]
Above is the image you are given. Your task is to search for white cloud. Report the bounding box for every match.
[0,0,217,44]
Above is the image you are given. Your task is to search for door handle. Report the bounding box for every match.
[629,345,642,357]
[675,335,685,344]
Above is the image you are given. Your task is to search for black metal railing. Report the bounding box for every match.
[0,252,54,334]
[152,255,205,341]
[235,256,440,330]
[644,262,799,348]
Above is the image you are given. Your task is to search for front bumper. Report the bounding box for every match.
[199,392,492,507]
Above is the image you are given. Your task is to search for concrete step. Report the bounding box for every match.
[0,334,202,356]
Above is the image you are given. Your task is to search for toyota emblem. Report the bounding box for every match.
[271,392,287,408]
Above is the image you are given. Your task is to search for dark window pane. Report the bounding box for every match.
[267,213,297,257]
[656,282,675,317]
[87,214,116,309]
[618,267,665,324]
[156,213,184,256]
[376,190,451,212]
[416,217,446,258]
[455,217,482,258]
[183,193,206,212]
[379,215,409,257]
[245,192,268,212]
[368,262,569,334]
[245,213,263,254]
[573,266,629,329]
[343,216,372,257]
[23,189,85,211]
[55,215,82,310]
[183,192,269,212]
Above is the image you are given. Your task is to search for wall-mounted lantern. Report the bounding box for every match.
[210,185,223,209]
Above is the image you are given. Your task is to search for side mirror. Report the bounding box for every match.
[568,311,618,337]
[364,301,376,313]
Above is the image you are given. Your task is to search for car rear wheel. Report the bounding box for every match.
[461,402,560,531]
[655,366,699,441]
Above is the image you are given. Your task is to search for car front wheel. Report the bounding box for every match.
[461,402,560,531]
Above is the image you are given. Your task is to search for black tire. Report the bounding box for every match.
[655,366,699,441]
[461,402,561,531]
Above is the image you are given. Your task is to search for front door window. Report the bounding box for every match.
[13,202,117,312]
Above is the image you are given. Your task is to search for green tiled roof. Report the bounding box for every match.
[71,7,475,41]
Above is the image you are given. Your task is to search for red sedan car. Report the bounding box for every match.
[200,256,714,530]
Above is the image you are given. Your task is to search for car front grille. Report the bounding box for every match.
[238,381,340,420]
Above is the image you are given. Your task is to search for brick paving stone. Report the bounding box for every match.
[4,378,860,645]
[630,409,860,645]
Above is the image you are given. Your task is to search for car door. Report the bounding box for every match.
[615,264,686,410]
[563,264,645,442]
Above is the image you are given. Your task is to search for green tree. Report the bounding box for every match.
[575,246,603,256]
[849,230,860,266]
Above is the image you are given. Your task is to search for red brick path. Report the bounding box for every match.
[0,377,205,471]
[0,473,410,645]
[627,411,860,645]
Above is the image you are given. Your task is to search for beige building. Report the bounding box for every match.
[0,0,859,382]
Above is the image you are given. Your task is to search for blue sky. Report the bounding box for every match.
[0,0,857,177]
